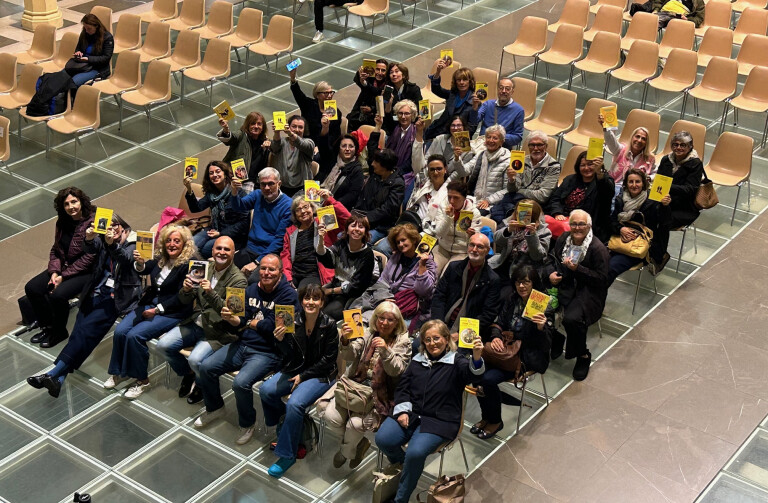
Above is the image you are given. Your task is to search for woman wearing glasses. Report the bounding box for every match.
[289,66,342,150]
[412,115,474,183]
[369,100,418,196]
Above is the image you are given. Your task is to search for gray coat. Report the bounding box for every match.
[488,215,551,277]
[270,136,315,189]
[466,148,511,205]
[507,153,562,207]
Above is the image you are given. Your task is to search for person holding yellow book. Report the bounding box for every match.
[317,134,365,209]
[468,78,525,149]
[404,152,450,236]
[269,115,315,197]
[217,112,271,185]
[369,100,418,196]
[432,180,482,275]
[412,115,474,182]
[289,67,343,148]
[425,62,476,141]
[656,130,704,230]
[598,113,656,199]
[381,62,423,134]
[347,58,389,132]
[462,125,511,215]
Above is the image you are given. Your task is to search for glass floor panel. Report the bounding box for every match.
[0,410,41,463]
[194,466,315,503]
[75,475,165,503]
[0,337,51,394]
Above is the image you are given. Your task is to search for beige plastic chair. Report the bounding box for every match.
[140,0,179,23]
[658,18,694,59]
[571,32,621,90]
[696,27,733,67]
[93,51,142,130]
[619,109,660,154]
[558,145,587,185]
[221,8,263,64]
[589,0,625,15]
[343,0,391,44]
[39,32,79,73]
[733,7,768,46]
[525,134,558,159]
[736,34,768,77]
[0,64,44,140]
[135,21,172,63]
[192,0,234,39]
[512,77,537,121]
[167,0,206,31]
[705,132,753,225]
[499,16,548,75]
[694,0,731,38]
[644,48,697,110]
[46,86,108,162]
[584,5,623,43]
[548,0,590,33]
[605,40,659,100]
[727,66,768,148]
[0,54,17,94]
[731,0,768,16]
[91,6,113,33]
[537,24,584,85]
[472,67,498,101]
[685,56,738,122]
[14,24,56,65]
[184,38,234,107]
[659,119,707,158]
[113,13,142,53]
[247,15,293,76]
[421,60,462,106]
[122,60,175,140]
[0,115,22,187]
[563,98,616,148]
[524,88,577,142]
[19,90,72,148]
[158,30,201,101]
[620,12,657,51]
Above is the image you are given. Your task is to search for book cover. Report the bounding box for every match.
[276,305,295,334]
[376,95,385,117]
[317,205,338,230]
[225,287,246,317]
[452,131,471,152]
[362,58,376,73]
[516,201,533,225]
[304,180,321,202]
[440,49,454,68]
[649,174,673,202]
[188,260,209,283]
[586,137,604,160]
[136,231,154,261]
[184,157,199,179]
[273,111,286,130]
[231,158,247,182]
[323,100,338,120]
[458,317,479,349]
[509,150,526,174]
[475,82,489,102]
[455,210,474,233]
[567,246,583,263]
[418,99,431,121]
[522,289,551,320]
[600,105,618,128]
[93,207,113,235]
[417,233,437,254]
[343,309,365,339]
[213,100,235,121]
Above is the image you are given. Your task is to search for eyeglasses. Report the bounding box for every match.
[424,337,443,344]
[378,316,397,323]
[428,167,445,172]
[671,142,689,148]
[319,90,335,95]
[515,279,533,286]
[570,222,590,228]
[498,86,513,92]
[528,143,546,148]
[397,111,412,116]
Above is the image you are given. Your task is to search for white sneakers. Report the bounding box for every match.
[194,407,226,428]
[236,426,256,445]
[124,381,151,400]
[103,375,127,389]
[312,31,325,43]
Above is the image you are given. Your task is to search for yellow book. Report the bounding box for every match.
[273,111,287,130]
[522,289,551,321]
[649,174,673,202]
[231,158,247,181]
[376,95,385,117]
[317,205,338,230]
[93,207,113,235]
[213,100,235,121]
[188,260,209,283]
[184,157,199,180]
[440,49,454,68]
[343,309,365,339]
[586,137,604,160]
[509,150,526,174]
[304,180,321,202]
[600,105,618,129]
[458,317,479,349]
[455,210,474,233]
[516,201,533,225]
[225,287,246,317]
[323,99,338,120]
[276,305,295,333]
[475,82,489,102]
[417,233,437,254]
[136,231,154,261]
[418,99,431,121]
[362,58,376,73]
[452,131,471,152]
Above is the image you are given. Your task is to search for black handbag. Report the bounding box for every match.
[64,59,92,76]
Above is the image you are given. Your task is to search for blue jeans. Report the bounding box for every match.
[71,70,100,87]
[156,323,215,377]
[489,191,526,225]
[193,231,216,259]
[375,416,448,503]
[260,372,333,459]
[197,342,282,427]
[110,308,182,380]
[370,229,388,249]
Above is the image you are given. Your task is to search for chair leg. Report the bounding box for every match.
[541,373,549,406]
[233,47,241,63]
[17,112,23,144]
[731,183,741,226]
[604,74,610,99]
[459,438,469,473]
[692,223,697,253]
[343,11,350,38]
[675,226,687,273]
[424,0,431,22]
[516,377,528,434]
[245,49,250,80]
[225,79,236,101]
[680,92,687,120]
[761,115,768,148]
[180,71,186,104]
[438,450,445,479]
[693,97,699,117]
[173,72,180,87]
[377,450,384,471]
[73,134,79,165]
[567,64,574,90]
[632,266,641,315]
[145,107,152,141]
[411,1,417,28]
[532,57,539,80]
[95,130,109,159]
[718,102,729,136]
[165,101,177,126]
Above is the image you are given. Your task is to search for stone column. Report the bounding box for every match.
[21,0,64,31]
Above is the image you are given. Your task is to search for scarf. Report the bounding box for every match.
[666,149,699,175]
[617,189,648,223]
[561,229,593,265]
[208,188,230,230]
[385,124,416,173]
[321,156,347,193]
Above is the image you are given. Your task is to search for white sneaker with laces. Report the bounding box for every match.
[236,426,256,445]
[104,375,126,389]
[312,31,325,43]
[194,407,226,428]
[124,381,151,399]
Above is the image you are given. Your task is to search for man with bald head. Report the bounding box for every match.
[431,233,501,344]
[157,236,248,403]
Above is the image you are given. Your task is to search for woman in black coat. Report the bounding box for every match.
[381,62,422,135]
[656,131,703,229]
[318,133,365,208]
[67,13,114,87]
[289,67,342,148]
[424,62,475,141]
[347,59,388,132]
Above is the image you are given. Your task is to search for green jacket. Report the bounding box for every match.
[652,0,705,27]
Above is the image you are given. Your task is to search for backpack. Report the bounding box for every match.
[276,413,319,454]
[25,70,74,117]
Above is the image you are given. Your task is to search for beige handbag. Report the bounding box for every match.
[334,375,374,415]
[417,474,466,503]
[607,219,653,259]
[372,463,402,503]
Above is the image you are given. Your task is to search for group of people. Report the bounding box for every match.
[19,48,708,503]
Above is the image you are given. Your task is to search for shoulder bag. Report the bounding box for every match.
[695,169,719,210]
[481,329,522,376]
[334,375,374,415]
[417,474,466,503]
[607,217,653,259]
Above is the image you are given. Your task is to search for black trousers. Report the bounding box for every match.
[24,270,89,333]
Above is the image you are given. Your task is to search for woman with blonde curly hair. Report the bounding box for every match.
[107,225,198,399]
[326,300,412,469]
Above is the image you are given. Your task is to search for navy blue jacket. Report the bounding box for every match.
[237,276,298,353]
[80,236,141,315]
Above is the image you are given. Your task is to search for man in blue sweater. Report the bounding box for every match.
[468,78,525,149]
[193,254,298,446]
[230,167,293,278]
